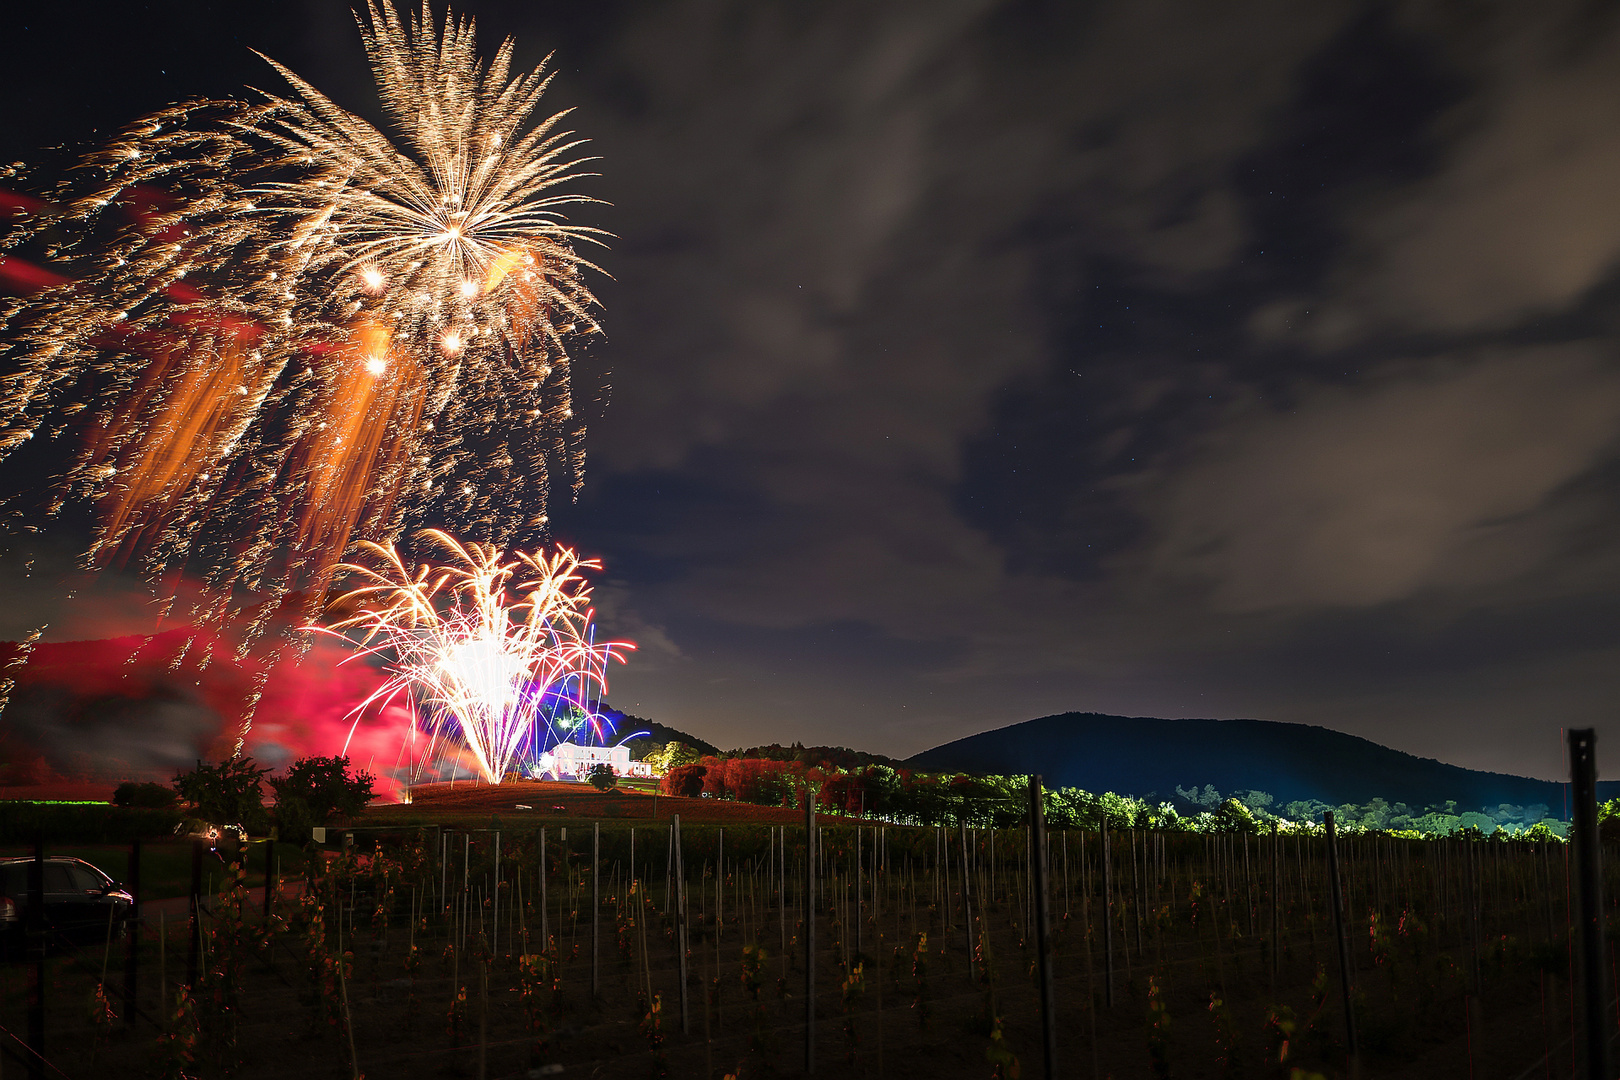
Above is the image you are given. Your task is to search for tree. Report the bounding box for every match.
[173,757,271,833]
[1210,797,1260,834]
[269,756,375,843]
[114,780,178,808]
[646,741,702,775]
[586,762,618,791]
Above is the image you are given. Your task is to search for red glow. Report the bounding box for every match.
[0,625,411,797]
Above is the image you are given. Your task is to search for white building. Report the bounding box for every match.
[541,741,654,779]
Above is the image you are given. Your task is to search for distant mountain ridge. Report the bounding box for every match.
[905,713,1615,817]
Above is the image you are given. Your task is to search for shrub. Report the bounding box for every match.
[586,763,618,791]
[269,756,375,843]
[114,781,179,808]
[173,757,271,834]
[661,763,707,798]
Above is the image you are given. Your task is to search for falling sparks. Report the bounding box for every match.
[0,1,605,647]
[316,530,633,786]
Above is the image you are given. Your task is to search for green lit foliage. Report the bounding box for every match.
[646,750,1569,840]
[643,741,703,775]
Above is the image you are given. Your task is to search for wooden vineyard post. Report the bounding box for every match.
[591,822,600,999]
[675,815,689,1034]
[856,825,863,957]
[539,828,548,946]
[960,823,975,984]
[27,832,43,1080]
[262,834,274,917]
[780,827,787,961]
[1270,822,1280,990]
[187,838,203,988]
[1030,776,1057,1079]
[805,785,817,1074]
[1324,811,1359,1077]
[1569,728,1609,1080]
[1101,820,1114,1009]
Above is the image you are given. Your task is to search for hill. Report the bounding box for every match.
[591,708,719,758]
[905,712,1607,817]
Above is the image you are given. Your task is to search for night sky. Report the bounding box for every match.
[5,1,1620,781]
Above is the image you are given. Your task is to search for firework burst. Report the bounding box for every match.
[0,2,604,640]
[318,529,633,786]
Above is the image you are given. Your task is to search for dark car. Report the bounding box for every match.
[0,857,134,954]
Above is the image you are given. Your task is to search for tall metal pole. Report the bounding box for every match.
[1569,728,1609,1080]
[805,786,817,1074]
[1324,811,1359,1075]
[1030,777,1057,1079]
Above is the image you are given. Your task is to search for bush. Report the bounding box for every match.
[173,757,271,834]
[113,781,179,809]
[270,756,375,843]
[661,763,707,798]
[586,763,618,791]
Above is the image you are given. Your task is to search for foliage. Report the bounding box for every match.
[269,756,374,843]
[113,780,179,808]
[586,762,618,791]
[173,757,272,834]
[642,741,704,774]
[660,763,708,798]
[1210,797,1260,834]
[641,752,1572,839]
[721,742,903,771]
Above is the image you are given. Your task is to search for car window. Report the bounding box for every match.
[42,865,75,893]
[67,864,107,892]
[0,866,23,897]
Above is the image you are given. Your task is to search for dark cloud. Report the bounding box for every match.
[7,0,1620,782]
[1147,345,1620,611]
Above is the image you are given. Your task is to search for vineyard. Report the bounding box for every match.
[0,809,1608,1079]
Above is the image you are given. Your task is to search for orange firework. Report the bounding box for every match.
[0,2,604,647]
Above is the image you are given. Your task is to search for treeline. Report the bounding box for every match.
[659,754,1572,839]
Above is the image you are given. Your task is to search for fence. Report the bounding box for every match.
[0,799,1613,1080]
